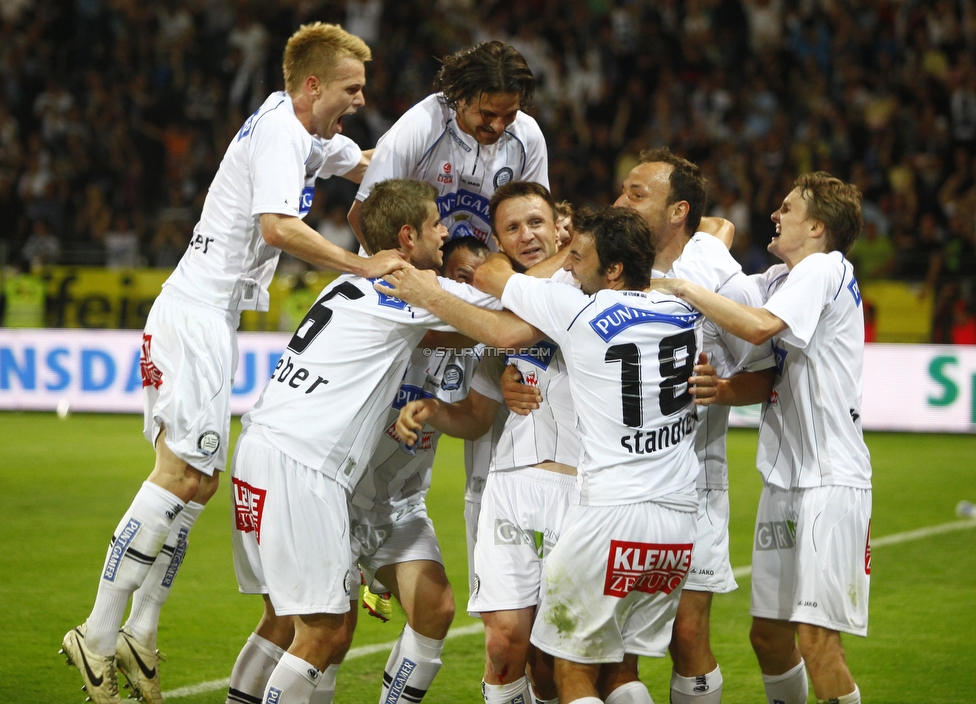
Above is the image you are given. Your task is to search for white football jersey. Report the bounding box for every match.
[166,92,362,311]
[465,351,508,504]
[502,275,704,507]
[351,346,480,513]
[243,274,500,491]
[754,253,872,489]
[356,94,549,249]
[661,232,776,489]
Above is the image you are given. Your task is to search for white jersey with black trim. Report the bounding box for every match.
[501,274,704,507]
[490,268,580,471]
[243,273,500,491]
[660,232,776,490]
[351,346,480,513]
[465,350,508,504]
[356,93,549,249]
[166,91,362,312]
[754,253,872,489]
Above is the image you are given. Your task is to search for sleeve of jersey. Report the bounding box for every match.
[500,274,583,344]
[518,115,550,189]
[469,352,505,403]
[677,235,742,291]
[250,113,305,218]
[317,134,362,179]
[762,254,837,348]
[355,108,430,201]
[715,272,776,371]
[411,278,504,332]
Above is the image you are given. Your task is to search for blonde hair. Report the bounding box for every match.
[282,23,371,94]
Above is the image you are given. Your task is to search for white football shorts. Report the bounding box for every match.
[349,502,443,594]
[464,498,481,601]
[750,484,872,636]
[531,500,697,663]
[683,489,737,593]
[141,287,240,475]
[231,425,354,616]
[467,467,574,615]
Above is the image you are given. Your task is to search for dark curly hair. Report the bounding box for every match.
[433,41,535,111]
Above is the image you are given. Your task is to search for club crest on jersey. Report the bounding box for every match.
[493,166,513,188]
[590,303,700,342]
[604,540,693,598]
[438,162,453,184]
[197,431,220,456]
[371,279,409,310]
[298,187,314,216]
[442,363,463,390]
[505,340,557,370]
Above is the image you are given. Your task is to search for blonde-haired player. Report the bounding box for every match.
[61,22,405,704]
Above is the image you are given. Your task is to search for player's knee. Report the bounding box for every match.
[749,621,783,660]
[430,586,456,636]
[484,625,528,674]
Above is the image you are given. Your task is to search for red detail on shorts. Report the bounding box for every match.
[384,423,436,450]
[603,540,693,599]
[865,520,871,575]
[140,334,164,389]
[233,477,267,544]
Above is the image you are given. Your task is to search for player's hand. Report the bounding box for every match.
[689,352,718,406]
[501,364,541,415]
[375,267,440,306]
[359,249,408,279]
[645,277,682,296]
[396,398,438,445]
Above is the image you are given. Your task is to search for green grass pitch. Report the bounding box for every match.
[1,411,974,703]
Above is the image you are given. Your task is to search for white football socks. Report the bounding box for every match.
[762,660,809,704]
[125,500,204,649]
[86,481,184,655]
[818,685,860,704]
[380,624,444,703]
[606,680,654,703]
[264,652,320,704]
[482,675,532,704]
[670,665,722,703]
[308,664,339,704]
[226,633,285,704]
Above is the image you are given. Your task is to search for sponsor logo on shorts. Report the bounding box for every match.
[265,687,282,704]
[343,569,353,597]
[797,600,818,608]
[442,363,463,390]
[139,334,163,389]
[232,477,267,544]
[161,527,189,588]
[103,518,142,582]
[197,431,220,456]
[493,167,513,189]
[493,519,554,557]
[384,658,417,704]
[603,540,693,599]
[865,519,871,575]
[755,521,796,551]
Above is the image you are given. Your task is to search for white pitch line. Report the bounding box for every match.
[162,623,484,699]
[164,519,976,699]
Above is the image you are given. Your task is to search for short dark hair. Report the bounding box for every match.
[360,179,437,254]
[795,172,863,254]
[488,181,557,235]
[433,41,535,112]
[573,207,654,290]
[440,236,489,265]
[638,147,707,234]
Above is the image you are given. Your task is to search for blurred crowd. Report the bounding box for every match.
[0,0,975,341]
